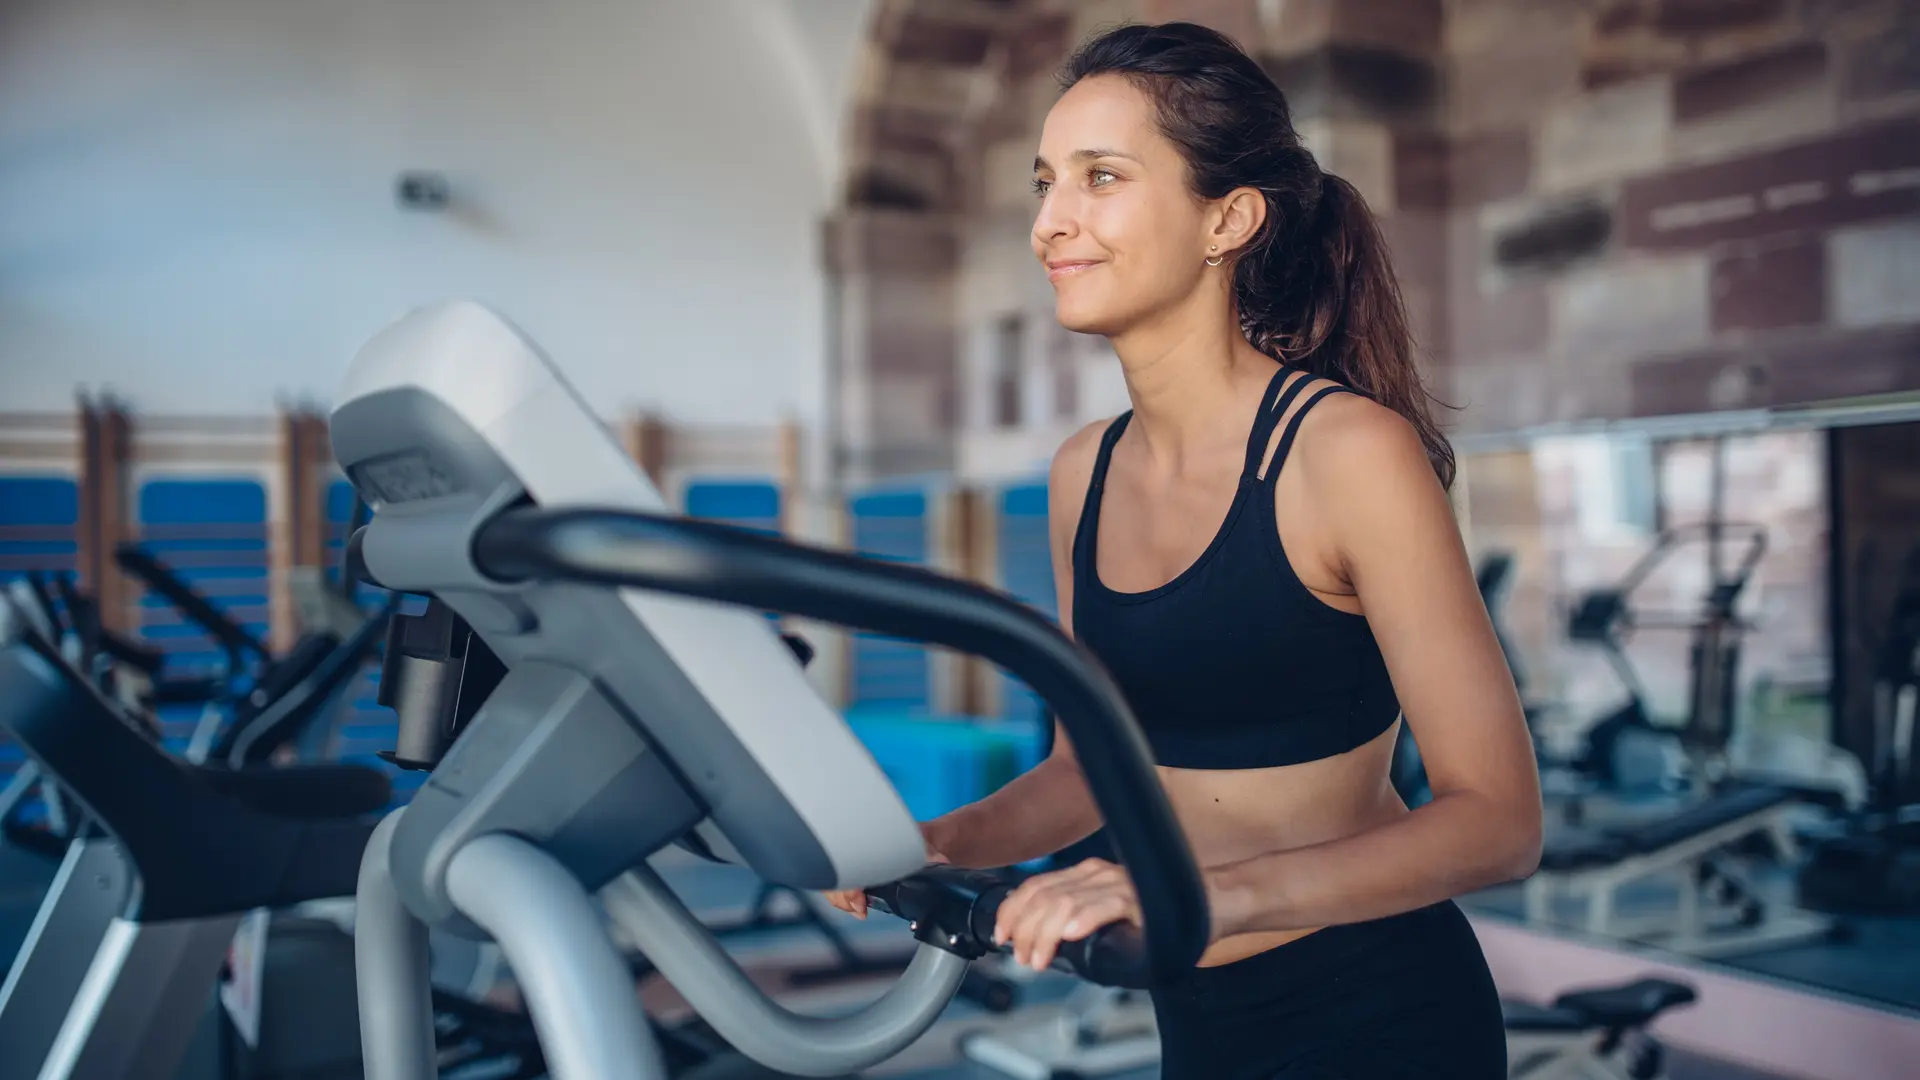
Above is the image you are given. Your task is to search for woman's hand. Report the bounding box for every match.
[822,822,950,920]
[993,857,1141,971]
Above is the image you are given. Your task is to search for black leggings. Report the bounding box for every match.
[1149,900,1506,1079]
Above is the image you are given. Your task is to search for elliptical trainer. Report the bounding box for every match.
[1564,437,1768,796]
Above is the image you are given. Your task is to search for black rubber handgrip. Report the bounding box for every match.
[864,865,1154,989]
[115,544,265,659]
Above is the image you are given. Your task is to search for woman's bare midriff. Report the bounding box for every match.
[1155,721,1408,966]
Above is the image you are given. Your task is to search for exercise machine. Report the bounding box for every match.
[318,300,1205,1080]
[1563,515,1767,795]
[0,603,391,1080]
[1798,543,1920,914]
[0,566,390,863]
[114,543,385,768]
[1525,439,1860,957]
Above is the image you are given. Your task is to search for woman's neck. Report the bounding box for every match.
[1110,304,1276,472]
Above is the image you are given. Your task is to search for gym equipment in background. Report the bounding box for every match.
[329,301,1207,1080]
[114,543,377,767]
[1524,783,1841,958]
[0,563,391,863]
[0,596,393,1080]
[1502,978,1696,1080]
[1563,514,1766,795]
[1799,543,1920,915]
[1529,439,1849,958]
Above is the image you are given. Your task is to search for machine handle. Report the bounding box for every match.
[115,544,266,661]
[465,506,1210,983]
[865,865,1153,989]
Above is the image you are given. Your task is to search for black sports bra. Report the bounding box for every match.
[1070,367,1401,770]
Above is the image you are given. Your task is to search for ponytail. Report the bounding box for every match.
[1062,23,1457,489]
[1243,172,1456,489]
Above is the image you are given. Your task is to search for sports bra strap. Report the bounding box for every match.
[1093,411,1131,485]
[1241,368,1312,482]
[1260,384,1355,485]
[1073,411,1134,565]
[1244,365,1305,478]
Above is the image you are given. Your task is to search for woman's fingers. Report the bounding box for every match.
[823,889,867,919]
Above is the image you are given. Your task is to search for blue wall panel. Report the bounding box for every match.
[997,482,1054,724]
[134,478,269,755]
[847,489,930,712]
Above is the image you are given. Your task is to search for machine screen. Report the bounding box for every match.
[353,450,465,506]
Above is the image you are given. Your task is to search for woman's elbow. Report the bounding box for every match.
[1496,799,1544,882]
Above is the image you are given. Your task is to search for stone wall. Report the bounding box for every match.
[1441,0,1920,433]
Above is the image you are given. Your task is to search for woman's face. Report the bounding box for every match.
[1031,75,1214,339]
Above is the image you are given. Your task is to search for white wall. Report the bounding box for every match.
[0,0,874,424]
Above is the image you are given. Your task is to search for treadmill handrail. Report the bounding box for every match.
[115,543,267,662]
[464,505,1211,981]
[218,605,395,768]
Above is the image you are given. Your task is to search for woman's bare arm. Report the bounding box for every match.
[1206,399,1542,936]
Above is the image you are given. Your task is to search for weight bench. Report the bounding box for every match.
[1525,784,1836,958]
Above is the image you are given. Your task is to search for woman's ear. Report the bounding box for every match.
[1208,187,1267,256]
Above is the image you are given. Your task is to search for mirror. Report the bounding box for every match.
[1449,414,1920,1017]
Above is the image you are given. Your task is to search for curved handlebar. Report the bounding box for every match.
[115,544,266,661]
[464,505,1210,983]
[865,865,1152,989]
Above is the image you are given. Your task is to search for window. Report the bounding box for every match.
[992,314,1024,429]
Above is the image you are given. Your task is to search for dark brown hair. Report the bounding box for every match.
[1061,22,1455,488]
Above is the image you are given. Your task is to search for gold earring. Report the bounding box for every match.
[1205,248,1224,267]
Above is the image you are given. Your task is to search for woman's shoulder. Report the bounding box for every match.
[1285,378,1417,470]
[1283,382,1447,530]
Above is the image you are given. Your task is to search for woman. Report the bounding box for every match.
[830,22,1541,1079]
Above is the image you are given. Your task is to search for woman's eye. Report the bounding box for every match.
[1031,177,1051,196]
[1090,169,1116,187]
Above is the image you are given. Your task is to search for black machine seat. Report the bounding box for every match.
[1553,978,1696,1029]
[1502,978,1696,1033]
[200,763,392,819]
[0,632,382,922]
[1500,1000,1592,1033]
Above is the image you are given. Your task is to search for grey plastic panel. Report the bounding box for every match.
[600,865,968,1076]
[447,834,665,1080]
[0,840,130,1078]
[37,914,240,1080]
[354,814,437,1080]
[330,301,925,890]
[388,661,702,926]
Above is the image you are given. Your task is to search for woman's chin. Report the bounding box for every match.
[1053,299,1120,337]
